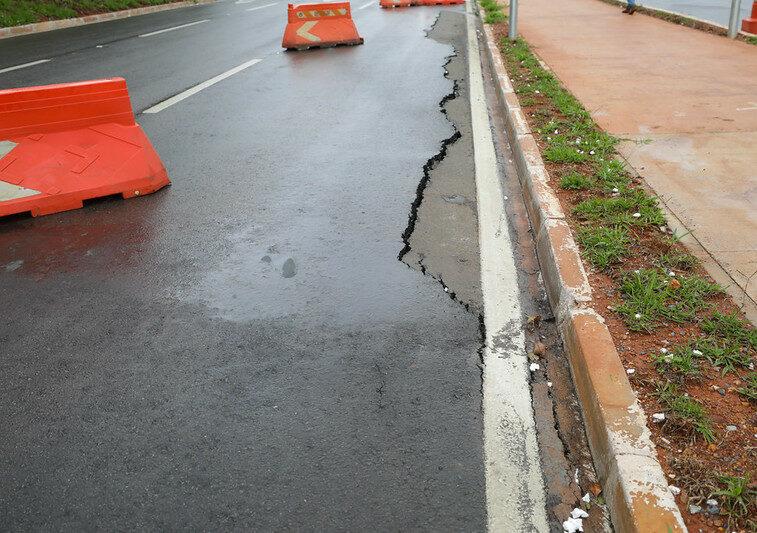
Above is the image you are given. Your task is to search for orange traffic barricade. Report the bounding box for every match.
[415,0,465,5]
[0,78,169,219]
[380,0,463,8]
[743,1,757,33]
[282,2,364,50]
[379,0,417,7]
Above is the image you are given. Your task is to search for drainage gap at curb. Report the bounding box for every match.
[477,26,613,532]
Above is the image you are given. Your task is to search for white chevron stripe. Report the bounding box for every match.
[295,21,321,41]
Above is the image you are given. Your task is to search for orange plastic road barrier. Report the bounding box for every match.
[415,0,465,5]
[380,0,463,8]
[0,78,169,218]
[282,3,364,50]
[379,0,416,8]
[743,1,757,33]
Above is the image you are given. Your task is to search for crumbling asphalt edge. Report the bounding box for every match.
[477,20,688,533]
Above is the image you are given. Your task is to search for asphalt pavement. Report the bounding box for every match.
[0,2,489,529]
[0,0,611,529]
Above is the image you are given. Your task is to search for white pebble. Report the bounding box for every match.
[660,348,668,354]
[669,485,681,495]
[652,413,665,422]
[626,369,635,374]
[571,508,589,519]
[692,349,703,356]
[530,362,540,372]
[634,313,642,319]
[562,516,583,533]
[632,212,641,218]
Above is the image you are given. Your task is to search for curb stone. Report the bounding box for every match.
[0,0,220,40]
[478,22,688,532]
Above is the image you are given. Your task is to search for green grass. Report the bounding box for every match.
[738,372,757,402]
[617,269,722,331]
[543,144,590,163]
[594,159,628,185]
[573,190,665,228]
[559,172,595,190]
[653,381,716,442]
[701,309,757,350]
[479,0,501,12]
[576,226,630,269]
[653,346,701,380]
[655,250,698,271]
[484,11,507,23]
[712,474,757,525]
[0,0,181,27]
[690,337,751,376]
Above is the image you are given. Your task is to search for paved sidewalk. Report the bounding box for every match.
[515,0,757,317]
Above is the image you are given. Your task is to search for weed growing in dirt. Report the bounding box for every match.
[573,191,665,228]
[576,226,630,269]
[655,250,698,271]
[594,159,628,185]
[484,11,507,23]
[667,455,720,506]
[712,474,757,526]
[738,372,757,402]
[653,381,716,442]
[618,269,721,331]
[690,337,751,376]
[543,144,590,164]
[559,172,595,190]
[702,309,757,350]
[653,346,701,381]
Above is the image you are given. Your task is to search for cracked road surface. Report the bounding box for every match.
[0,1,604,530]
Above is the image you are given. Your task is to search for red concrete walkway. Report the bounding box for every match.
[516,0,757,318]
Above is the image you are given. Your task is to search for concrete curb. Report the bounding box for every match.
[478,23,688,532]
[0,0,220,40]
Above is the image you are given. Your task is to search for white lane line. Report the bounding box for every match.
[465,1,549,531]
[236,0,258,3]
[246,2,277,10]
[143,58,262,114]
[358,1,374,8]
[139,19,209,38]
[0,59,51,75]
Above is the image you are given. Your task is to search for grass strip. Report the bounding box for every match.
[0,0,187,27]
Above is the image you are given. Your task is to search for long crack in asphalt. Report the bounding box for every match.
[399,11,616,531]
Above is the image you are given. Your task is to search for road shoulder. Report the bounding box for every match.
[478,20,687,533]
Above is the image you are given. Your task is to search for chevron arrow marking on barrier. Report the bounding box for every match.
[295,21,321,41]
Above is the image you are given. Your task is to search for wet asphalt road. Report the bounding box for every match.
[0,2,488,530]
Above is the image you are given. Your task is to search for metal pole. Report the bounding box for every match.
[508,0,518,40]
[728,0,742,38]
